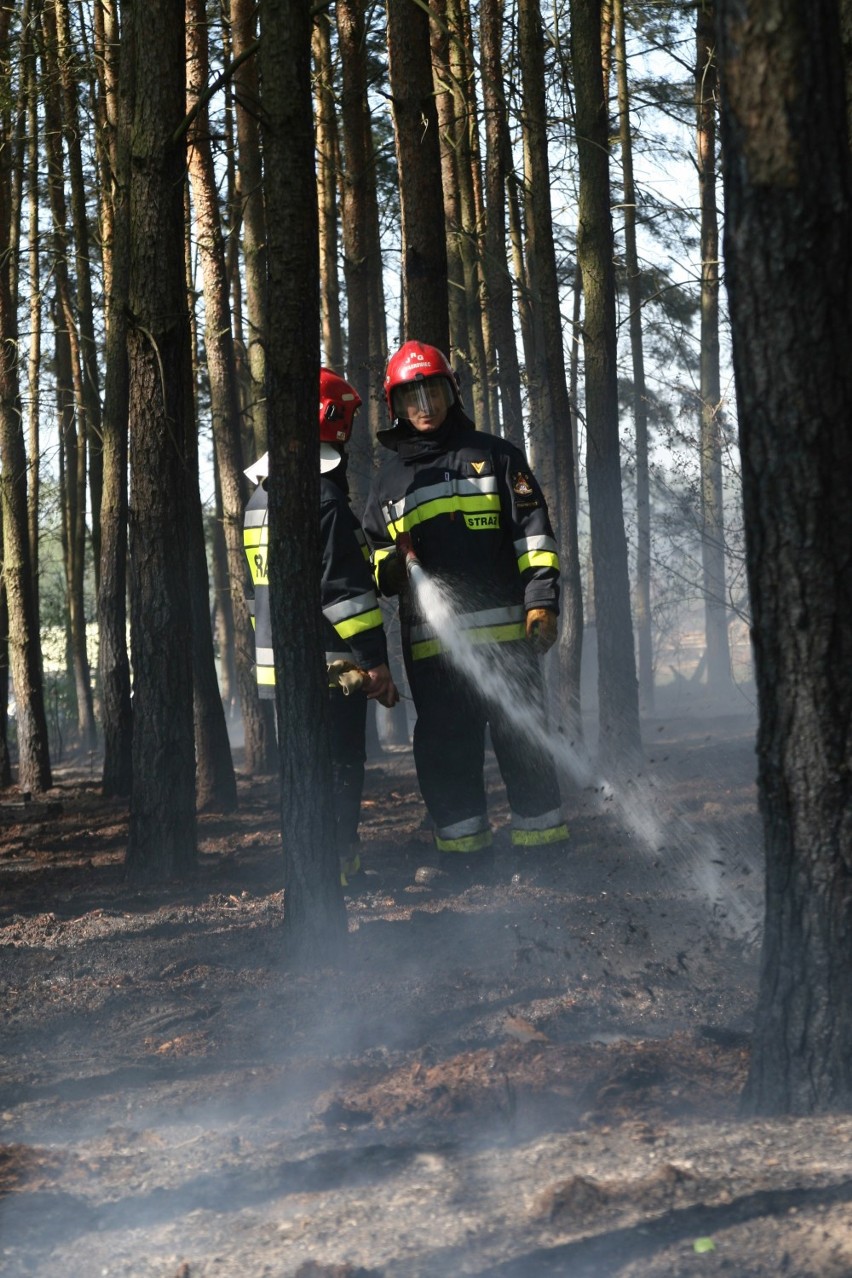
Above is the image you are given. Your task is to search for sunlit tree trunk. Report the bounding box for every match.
[447,0,490,429]
[480,0,524,447]
[260,0,347,964]
[697,2,733,694]
[517,0,584,737]
[614,0,654,713]
[572,0,641,764]
[336,0,386,514]
[24,13,40,612]
[124,0,196,881]
[211,466,237,715]
[52,0,103,590]
[313,11,344,372]
[97,0,132,797]
[186,0,275,777]
[232,0,266,457]
[0,8,51,794]
[39,0,96,750]
[431,0,469,378]
[182,172,237,814]
[719,0,852,1115]
[386,0,449,348]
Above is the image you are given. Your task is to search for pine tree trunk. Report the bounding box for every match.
[52,0,104,592]
[232,0,267,456]
[697,2,733,694]
[386,0,449,349]
[337,0,386,513]
[124,0,196,882]
[0,10,51,794]
[614,0,654,713]
[313,11,344,372]
[40,2,97,751]
[182,172,237,815]
[517,0,584,737]
[480,0,524,447]
[186,0,275,777]
[446,0,490,430]
[719,0,852,1114]
[97,0,132,798]
[431,0,469,378]
[260,0,347,965]
[571,0,641,764]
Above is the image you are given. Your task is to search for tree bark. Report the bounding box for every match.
[696,1,733,694]
[97,0,133,797]
[336,0,386,513]
[260,0,347,964]
[232,0,267,457]
[313,11,344,372]
[517,0,584,737]
[614,0,654,714]
[52,0,104,591]
[718,0,852,1114]
[386,0,449,349]
[186,0,273,780]
[0,6,52,794]
[124,0,196,881]
[572,0,641,764]
[480,0,524,448]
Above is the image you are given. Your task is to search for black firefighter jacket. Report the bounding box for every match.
[362,408,559,662]
[243,473,388,696]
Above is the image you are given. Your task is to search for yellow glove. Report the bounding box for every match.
[525,608,558,654]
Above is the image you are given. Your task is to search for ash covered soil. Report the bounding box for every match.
[2,703,852,1278]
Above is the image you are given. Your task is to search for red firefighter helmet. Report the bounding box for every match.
[319,367,362,444]
[383,341,457,418]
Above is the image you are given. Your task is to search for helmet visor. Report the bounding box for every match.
[391,375,454,419]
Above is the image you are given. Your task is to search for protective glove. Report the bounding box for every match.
[363,663,400,708]
[378,552,408,596]
[525,607,558,655]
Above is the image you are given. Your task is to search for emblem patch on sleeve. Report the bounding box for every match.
[513,472,534,496]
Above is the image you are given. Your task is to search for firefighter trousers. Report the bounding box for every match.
[404,640,563,841]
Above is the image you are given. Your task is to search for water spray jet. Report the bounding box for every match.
[397,544,761,939]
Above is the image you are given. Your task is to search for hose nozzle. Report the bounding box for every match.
[395,531,420,576]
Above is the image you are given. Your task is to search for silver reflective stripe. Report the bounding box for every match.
[354,527,367,547]
[409,603,524,645]
[387,474,498,523]
[325,650,351,663]
[256,647,274,664]
[513,534,557,556]
[244,509,268,529]
[511,808,565,831]
[435,814,489,839]
[322,590,379,625]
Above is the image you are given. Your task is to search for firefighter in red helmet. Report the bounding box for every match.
[362,340,566,855]
[243,368,398,884]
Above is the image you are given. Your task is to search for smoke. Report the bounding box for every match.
[408,564,761,940]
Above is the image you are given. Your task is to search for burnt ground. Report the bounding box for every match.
[2,700,852,1277]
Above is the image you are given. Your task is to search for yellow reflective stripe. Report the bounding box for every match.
[361,543,370,561]
[334,607,384,641]
[373,545,394,588]
[435,829,493,853]
[257,667,275,686]
[517,549,560,572]
[411,621,525,660]
[511,823,569,847]
[386,492,501,537]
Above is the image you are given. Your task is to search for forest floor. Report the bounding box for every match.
[2,692,852,1278]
